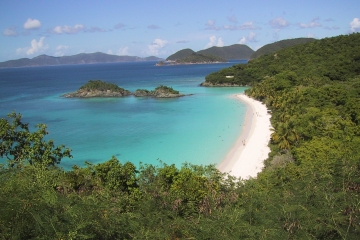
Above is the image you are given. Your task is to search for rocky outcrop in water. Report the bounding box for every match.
[62,89,132,98]
[134,86,186,98]
[62,81,188,99]
[62,80,131,98]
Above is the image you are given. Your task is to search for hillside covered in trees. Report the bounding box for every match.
[197,44,254,60]
[166,44,254,62]
[249,37,316,59]
[204,33,360,86]
[1,33,360,239]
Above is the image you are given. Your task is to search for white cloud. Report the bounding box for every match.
[205,35,217,48]
[206,20,215,27]
[52,24,85,34]
[217,37,224,47]
[24,18,41,29]
[54,45,69,56]
[16,37,49,56]
[147,38,168,56]
[350,18,360,32]
[269,17,289,29]
[205,36,224,48]
[238,32,257,45]
[299,19,322,28]
[238,37,246,44]
[3,27,18,36]
[107,50,114,55]
[117,47,129,55]
[239,21,258,30]
[205,20,220,30]
[248,32,257,42]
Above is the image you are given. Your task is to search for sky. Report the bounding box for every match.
[0,0,359,62]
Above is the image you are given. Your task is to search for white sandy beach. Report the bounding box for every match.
[217,93,272,179]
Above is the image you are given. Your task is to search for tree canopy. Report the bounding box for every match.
[1,33,360,239]
[79,79,127,92]
[204,33,360,86]
[250,37,315,59]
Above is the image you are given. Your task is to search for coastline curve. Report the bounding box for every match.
[217,93,272,179]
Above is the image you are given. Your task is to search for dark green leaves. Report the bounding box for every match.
[0,112,72,168]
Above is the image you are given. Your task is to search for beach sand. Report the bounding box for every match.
[217,93,272,179]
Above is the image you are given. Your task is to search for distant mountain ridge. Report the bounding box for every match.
[0,52,163,68]
[166,44,254,61]
[250,38,316,59]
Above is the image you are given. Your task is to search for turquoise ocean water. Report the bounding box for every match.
[0,61,247,169]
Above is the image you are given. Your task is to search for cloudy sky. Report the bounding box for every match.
[1,0,359,62]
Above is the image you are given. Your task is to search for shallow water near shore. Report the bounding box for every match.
[0,61,247,169]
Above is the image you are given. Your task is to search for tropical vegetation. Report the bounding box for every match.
[79,79,127,93]
[134,85,183,98]
[1,33,360,239]
[249,37,315,59]
[174,53,226,64]
[165,44,254,62]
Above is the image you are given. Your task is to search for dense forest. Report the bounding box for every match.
[134,85,184,98]
[249,37,315,59]
[204,33,360,86]
[172,53,226,64]
[79,80,128,92]
[1,33,360,239]
[166,44,253,62]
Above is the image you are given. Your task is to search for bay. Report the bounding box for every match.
[0,61,247,169]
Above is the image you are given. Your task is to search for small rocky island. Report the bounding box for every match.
[62,80,131,98]
[134,85,186,98]
[62,80,187,98]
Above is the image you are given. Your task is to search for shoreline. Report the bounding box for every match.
[217,93,272,179]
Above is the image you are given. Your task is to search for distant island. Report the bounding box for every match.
[62,80,187,98]
[157,44,254,66]
[0,52,163,68]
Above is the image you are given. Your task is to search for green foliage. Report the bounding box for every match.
[2,33,360,238]
[197,44,254,60]
[204,33,360,86]
[250,37,315,59]
[166,44,254,61]
[79,79,127,93]
[134,86,182,97]
[0,112,72,168]
[166,48,195,61]
[153,85,179,94]
[175,53,226,63]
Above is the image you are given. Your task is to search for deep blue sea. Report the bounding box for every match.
[0,61,248,169]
